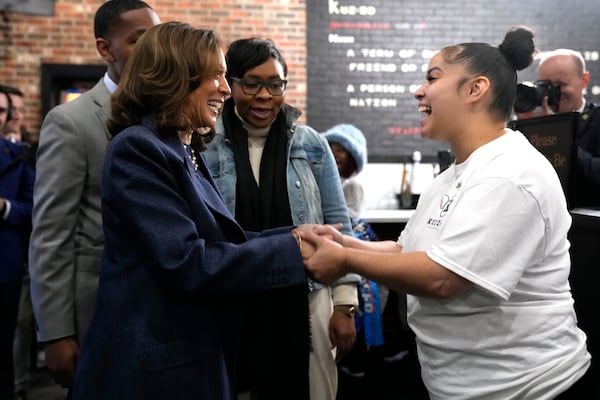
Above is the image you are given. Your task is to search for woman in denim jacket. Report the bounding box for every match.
[205,38,359,400]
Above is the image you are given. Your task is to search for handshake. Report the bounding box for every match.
[291,223,348,284]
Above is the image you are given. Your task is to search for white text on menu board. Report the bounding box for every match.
[328,0,376,16]
[326,0,429,110]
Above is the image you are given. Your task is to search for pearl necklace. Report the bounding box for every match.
[183,144,198,171]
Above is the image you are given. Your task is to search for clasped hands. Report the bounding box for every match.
[292,223,348,284]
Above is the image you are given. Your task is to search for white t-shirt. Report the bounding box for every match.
[398,129,591,400]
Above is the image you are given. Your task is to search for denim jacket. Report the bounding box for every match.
[205,105,360,295]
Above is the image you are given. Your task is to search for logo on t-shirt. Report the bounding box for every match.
[439,194,453,217]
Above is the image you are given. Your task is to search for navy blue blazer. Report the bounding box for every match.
[72,121,307,400]
[0,137,34,283]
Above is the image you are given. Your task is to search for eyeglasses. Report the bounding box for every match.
[230,77,288,96]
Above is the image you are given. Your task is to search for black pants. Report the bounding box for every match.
[236,285,310,400]
[0,278,23,399]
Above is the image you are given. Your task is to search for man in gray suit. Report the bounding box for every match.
[29,0,160,389]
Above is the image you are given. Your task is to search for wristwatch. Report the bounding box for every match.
[334,305,356,318]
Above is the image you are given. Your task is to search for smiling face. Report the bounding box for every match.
[185,49,231,131]
[414,51,472,141]
[538,54,589,113]
[231,57,286,129]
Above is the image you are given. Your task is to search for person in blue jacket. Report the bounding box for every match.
[71,23,316,400]
[0,86,34,399]
[205,38,359,399]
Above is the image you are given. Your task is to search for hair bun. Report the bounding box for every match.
[498,26,537,71]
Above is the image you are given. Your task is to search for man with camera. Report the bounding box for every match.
[516,48,600,208]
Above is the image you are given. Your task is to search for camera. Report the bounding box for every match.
[514,80,561,113]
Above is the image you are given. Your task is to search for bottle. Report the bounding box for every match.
[400,151,425,209]
[410,150,423,208]
[399,163,411,209]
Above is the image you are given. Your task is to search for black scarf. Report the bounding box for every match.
[222,99,310,399]
[223,100,293,230]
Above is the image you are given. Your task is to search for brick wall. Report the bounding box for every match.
[0,0,308,137]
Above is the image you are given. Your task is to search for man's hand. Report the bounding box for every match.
[44,336,80,388]
[539,96,553,115]
[516,96,553,119]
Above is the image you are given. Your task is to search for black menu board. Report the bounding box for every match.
[306,0,600,162]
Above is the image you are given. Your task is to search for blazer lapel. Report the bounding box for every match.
[89,80,113,141]
[169,135,238,225]
[193,155,236,221]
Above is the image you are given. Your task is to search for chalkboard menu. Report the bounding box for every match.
[306,0,600,162]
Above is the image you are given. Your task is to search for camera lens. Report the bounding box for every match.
[514,80,561,113]
[514,82,539,113]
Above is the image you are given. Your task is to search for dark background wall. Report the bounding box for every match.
[307,0,600,162]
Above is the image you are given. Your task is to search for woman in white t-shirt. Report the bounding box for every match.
[302,26,591,400]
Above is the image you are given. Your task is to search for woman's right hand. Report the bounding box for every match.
[301,229,347,284]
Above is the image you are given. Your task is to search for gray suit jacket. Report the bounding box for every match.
[29,78,111,344]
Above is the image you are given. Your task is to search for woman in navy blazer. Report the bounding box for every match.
[72,23,314,400]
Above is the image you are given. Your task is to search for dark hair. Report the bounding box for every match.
[441,26,536,121]
[108,22,223,151]
[0,85,13,122]
[94,0,152,39]
[0,84,23,97]
[225,38,288,83]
